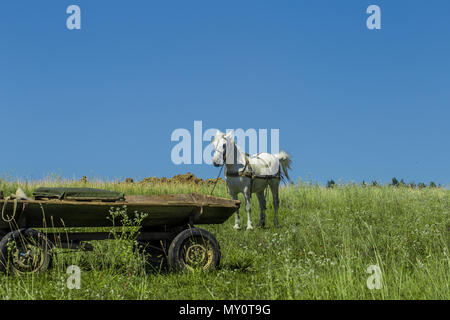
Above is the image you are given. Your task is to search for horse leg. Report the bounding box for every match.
[244,184,254,231]
[270,180,280,227]
[230,191,241,230]
[256,191,266,228]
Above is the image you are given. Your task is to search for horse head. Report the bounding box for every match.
[211,130,233,167]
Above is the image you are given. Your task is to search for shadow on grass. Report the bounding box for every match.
[50,250,254,275]
[218,261,254,273]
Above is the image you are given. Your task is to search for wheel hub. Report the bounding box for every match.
[12,243,45,273]
[185,244,207,266]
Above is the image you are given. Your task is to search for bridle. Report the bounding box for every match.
[213,142,226,166]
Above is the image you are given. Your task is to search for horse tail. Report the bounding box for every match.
[276,150,292,181]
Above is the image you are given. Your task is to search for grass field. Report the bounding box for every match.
[0,179,448,299]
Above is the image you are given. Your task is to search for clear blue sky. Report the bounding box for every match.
[0,1,449,185]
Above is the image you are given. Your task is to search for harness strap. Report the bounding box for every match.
[225,167,281,179]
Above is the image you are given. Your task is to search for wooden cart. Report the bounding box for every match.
[0,188,240,274]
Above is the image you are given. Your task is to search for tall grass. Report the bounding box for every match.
[0,179,448,299]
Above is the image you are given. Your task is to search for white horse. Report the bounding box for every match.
[211,131,292,230]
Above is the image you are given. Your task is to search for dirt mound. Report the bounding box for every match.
[139,172,223,185]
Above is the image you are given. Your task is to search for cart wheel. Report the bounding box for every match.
[0,229,52,275]
[168,228,220,272]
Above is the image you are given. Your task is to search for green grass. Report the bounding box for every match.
[0,179,448,299]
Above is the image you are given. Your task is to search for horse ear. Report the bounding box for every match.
[225,131,233,140]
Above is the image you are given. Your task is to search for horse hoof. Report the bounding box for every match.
[257,223,266,228]
[246,226,254,231]
[233,225,241,230]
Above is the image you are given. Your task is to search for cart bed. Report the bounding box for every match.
[0,192,240,229]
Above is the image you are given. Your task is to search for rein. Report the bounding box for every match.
[209,164,224,196]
